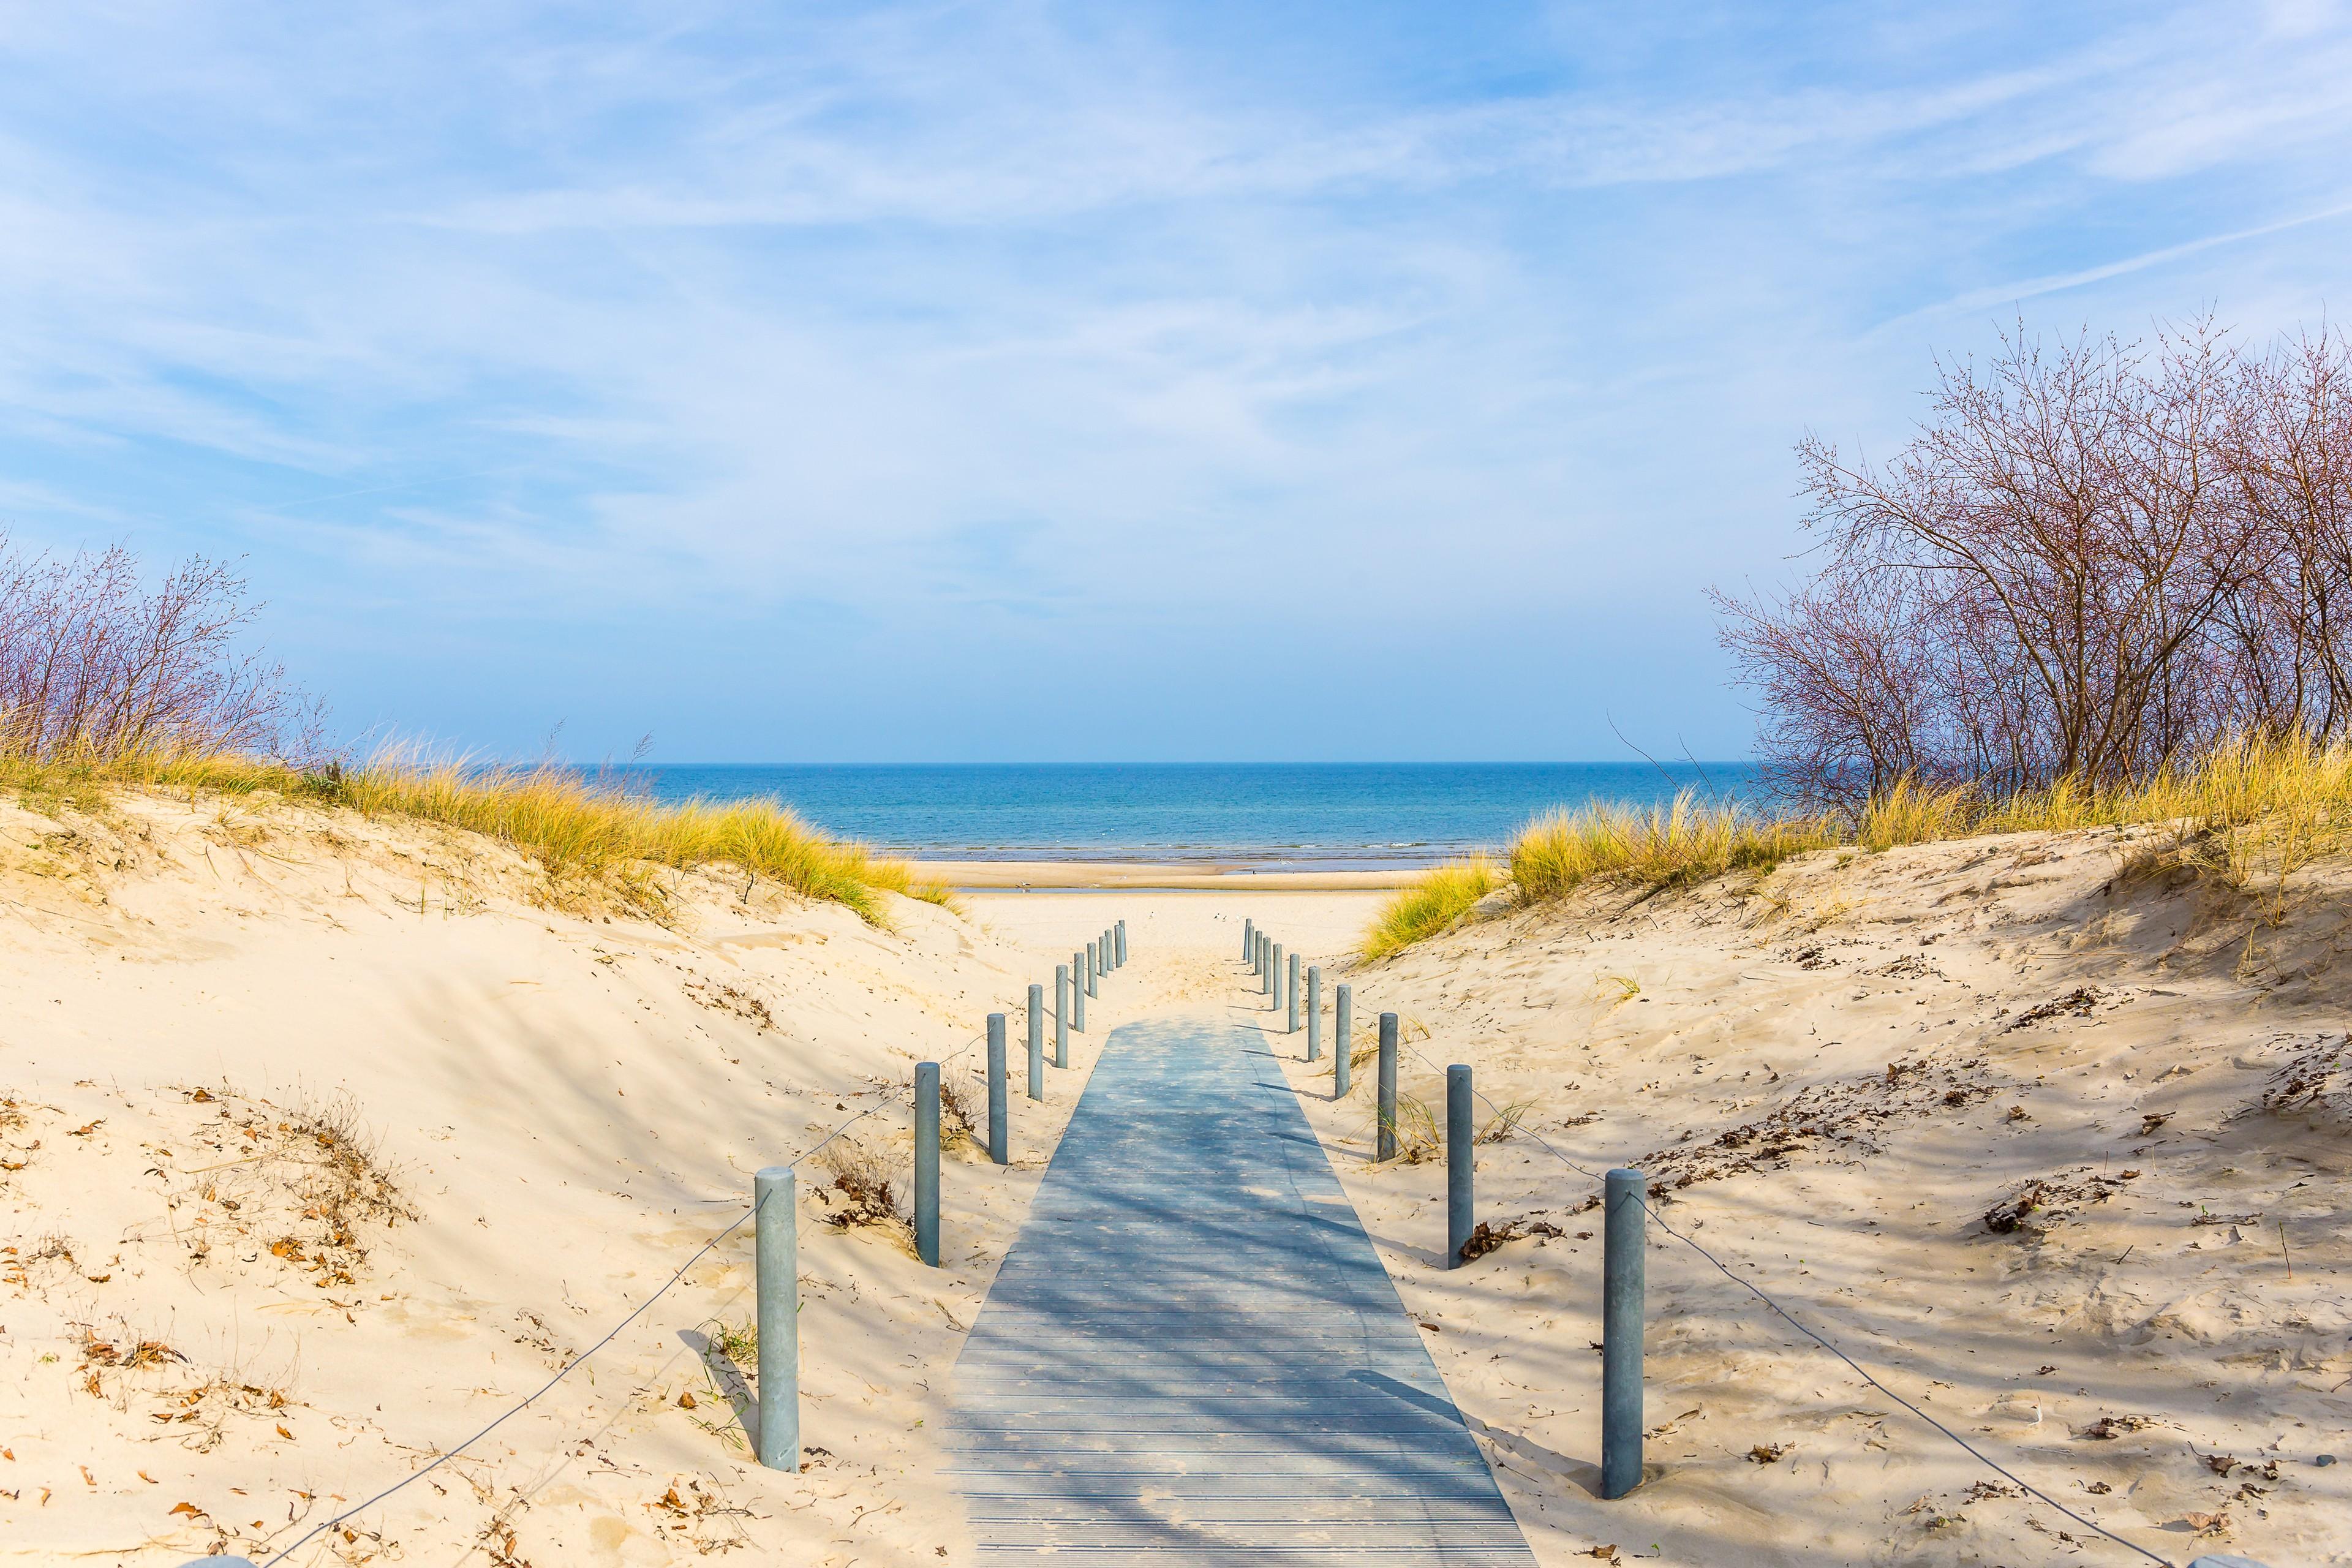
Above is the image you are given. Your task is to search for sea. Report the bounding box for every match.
[617,762,1764,870]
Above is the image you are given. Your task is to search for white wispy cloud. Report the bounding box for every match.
[0,1,2346,757]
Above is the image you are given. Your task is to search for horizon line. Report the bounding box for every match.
[576,757,1765,769]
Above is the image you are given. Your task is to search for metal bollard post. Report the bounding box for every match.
[1260,936,1272,993]
[1104,927,1114,971]
[1243,917,1254,962]
[1376,1012,1400,1161]
[1087,941,1099,998]
[986,1013,1008,1166]
[1271,943,1283,1009]
[755,1166,800,1471]
[1306,966,1322,1060]
[914,1064,940,1267]
[1027,984,1045,1100]
[1072,951,1086,1031]
[1116,919,1127,965]
[1286,952,1300,1034]
[1054,965,1071,1065]
[1334,984,1352,1096]
[1602,1168,1646,1499]
[1447,1065,1474,1268]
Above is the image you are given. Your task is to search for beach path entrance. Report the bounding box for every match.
[946,1012,1538,1564]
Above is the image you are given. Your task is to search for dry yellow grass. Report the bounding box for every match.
[1860,733,2352,891]
[1365,733,2352,956]
[1360,856,1498,960]
[1510,793,1838,904]
[0,748,952,925]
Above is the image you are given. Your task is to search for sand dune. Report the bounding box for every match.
[4,794,2346,1566]
[0,793,1176,1565]
[1257,826,2352,1567]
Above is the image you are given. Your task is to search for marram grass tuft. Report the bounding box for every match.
[1510,792,1837,903]
[1361,856,1499,960]
[0,745,951,925]
[1361,733,2352,958]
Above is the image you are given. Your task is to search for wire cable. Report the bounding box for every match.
[272,932,1106,1563]
[1329,982,2170,1567]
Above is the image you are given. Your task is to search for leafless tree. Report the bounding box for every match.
[1717,319,2352,808]
[0,536,302,764]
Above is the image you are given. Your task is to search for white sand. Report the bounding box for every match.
[1248,830,2352,1567]
[0,794,1183,1565]
[4,798,2347,1566]
[915,859,1419,891]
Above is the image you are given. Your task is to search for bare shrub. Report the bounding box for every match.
[1719,320,2352,809]
[0,536,301,765]
[938,1076,982,1147]
[165,1086,413,1286]
[813,1139,905,1233]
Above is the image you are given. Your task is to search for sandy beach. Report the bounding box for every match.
[2,791,2346,1566]
[916,859,1422,891]
[13,8,2349,1563]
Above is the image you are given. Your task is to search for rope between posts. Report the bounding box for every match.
[1402,1035,2165,1564]
[272,976,1054,1562]
[1264,949,2169,1568]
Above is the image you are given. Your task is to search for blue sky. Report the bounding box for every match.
[3,2,2350,762]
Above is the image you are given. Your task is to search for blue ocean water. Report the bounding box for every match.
[613,762,1763,868]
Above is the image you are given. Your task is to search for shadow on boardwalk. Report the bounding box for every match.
[948,1013,1539,1565]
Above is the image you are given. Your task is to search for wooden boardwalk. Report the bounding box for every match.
[947,1013,1537,1564]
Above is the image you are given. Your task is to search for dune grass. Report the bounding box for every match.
[1360,856,1498,960]
[1510,794,1839,904]
[1361,732,2352,958]
[0,747,952,925]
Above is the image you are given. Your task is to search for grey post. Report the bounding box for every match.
[1376,1012,1400,1161]
[986,1013,1009,1166]
[1286,952,1300,1034]
[1243,916,1254,962]
[1602,1168,1646,1499]
[1087,941,1099,998]
[1306,966,1322,1061]
[1027,984,1045,1100]
[1333,984,1352,1096]
[1271,941,1283,1004]
[1072,951,1086,1031]
[914,1063,940,1267]
[755,1166,800,1472]
[1447,1065,1474,1268]
[1260,936,1272,992]
[1054,965,1071,1065]
[1116,919,1127,965]
[1103,927,1114,971]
